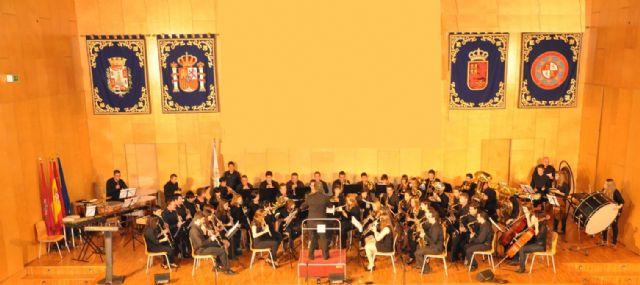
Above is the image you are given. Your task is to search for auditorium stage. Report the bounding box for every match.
[8,223,640,285]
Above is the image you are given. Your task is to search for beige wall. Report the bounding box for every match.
[74,0,586,191]
[577,0,640,252]
[0,0,95,281]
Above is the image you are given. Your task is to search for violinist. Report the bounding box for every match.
[251,209,281,267]
[511,208,548,273]
[189,212,236,275]
[414,210,444,274]
[464,211,493,272]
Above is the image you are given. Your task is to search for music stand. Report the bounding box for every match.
[240,188,257,205]
[118,188,137,200]
[87,226,125,284]
[343,184,361,196]
[259,188,278,204]
[374,185,387,197]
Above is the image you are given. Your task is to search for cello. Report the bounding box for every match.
[505,214,550,258]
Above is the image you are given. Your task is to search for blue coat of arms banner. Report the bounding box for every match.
[86,35,150,114]
[449,33,508,109]
[519,33,582,108]
[157,34,219,113]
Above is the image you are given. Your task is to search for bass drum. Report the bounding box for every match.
[572,192,618,235]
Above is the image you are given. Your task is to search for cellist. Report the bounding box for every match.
[510,207,548,273]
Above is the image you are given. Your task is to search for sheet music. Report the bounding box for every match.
[326,206,335,215]
[226,222,240,238]
[85,205,96,217]
[520,184,534,194]
[548,194,560,206]
[351,216,363,232]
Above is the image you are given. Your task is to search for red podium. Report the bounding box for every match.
[298,249,347,278]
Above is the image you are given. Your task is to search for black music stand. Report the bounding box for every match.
[240,188,257,205]
[74,230,105,262]
[374,185,387,197]
[343,184,361,196]
[259,188,277,204]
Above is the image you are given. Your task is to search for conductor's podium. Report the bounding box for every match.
[298,249,346,279]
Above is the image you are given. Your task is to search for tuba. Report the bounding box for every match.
[473,171,493,201]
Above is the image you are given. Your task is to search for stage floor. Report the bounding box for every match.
[9,222,640,285]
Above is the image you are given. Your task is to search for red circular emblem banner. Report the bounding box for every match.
[530,51,569,90]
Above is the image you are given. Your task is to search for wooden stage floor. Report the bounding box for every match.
[9,222,640,285]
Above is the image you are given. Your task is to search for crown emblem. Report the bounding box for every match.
[177,52,198,67]
[107,57,127,67]
[468,48,489,61]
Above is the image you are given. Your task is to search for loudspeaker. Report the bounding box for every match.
[476,269,495,282]
[154,273,170,284]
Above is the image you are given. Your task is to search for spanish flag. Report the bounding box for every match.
[50,160,64,234]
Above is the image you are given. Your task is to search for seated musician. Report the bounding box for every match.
[175,195,194,257]
[278,199,301,251]
[277,184,290,200]
[330,184,346,206]
[259,171,280,204]
[415,210,444,274]
[451,187,461,205]
[381,185,400,214]
[194,187,209,212]
[214,177,234,201]
[163,198,187,256]
[143,216,178,269]
[216,200,239,260]
[337,195,361,245]
[396,175,410,195]
[405,196,425,264]
[364,213,394,271]
[379,174,391,186]
[420,169,441,199]
[357,172,375,194]
[460,173,477,199]
[552,171,570,233]
[481,183,498,222]
[358,189,374,218]
[332,170,351,190]
[310,171,331,196]
[209,187,223,210]
[190,212,237,275]
[429,183,449,219]
[450,198,475,263]
[250,209,281,266]
[464,211,493,272]
[163,174,181,202]
[286,172,305,197]
[184,191,197,216]
[248,190,261,221]
[229,195,249,251]
[106,169,128,202]
[235,175,253,197]
[512,208,548,273]
[601,179,624,247]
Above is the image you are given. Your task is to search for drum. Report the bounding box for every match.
[572,192,618,235]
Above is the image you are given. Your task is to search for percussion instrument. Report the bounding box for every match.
[571,192,619,235]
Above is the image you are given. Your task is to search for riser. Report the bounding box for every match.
[566,263,640,273]
[580,276,640,285]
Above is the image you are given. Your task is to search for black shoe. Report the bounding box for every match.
[469,265,478,272]
[223,269,238,275]
[421,266,431,274]
[516,268,526,273]
[509,260,519,266]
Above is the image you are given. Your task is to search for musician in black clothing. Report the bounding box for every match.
[301,182,332,260]
[429,183,449,218]
[381,185,400,213]
[465,211,493,272]
[531,164,551,194]
[193,187,209,212]
[248,190,261,221]
[542,157,556,183]
[216,200,239,260]
[415,212,444,274]
[106,170,128,201]
[601,179,624,247]
[175,195,191,222]
[461,173,477,199]
[236,175,253,201]
[310,171,331,196]
[163,174,180,202]
[332,171,350,190]
[553,171,571,233]
[251,209,281,266]
[397,174,410,195]
[337,195,361,248]
[214,177,234,201]
[184,191,198,216]
[143,216,177,268]
[162,198,188,257]
[229,195,249,250]
[481,184,498,222]
[278,200,301,251]
[189,212,236,275]
[450,199,477,263]
[259,171,279,204]
[286,172,305,197]
[223,161,241,190]
[513,209,548,273]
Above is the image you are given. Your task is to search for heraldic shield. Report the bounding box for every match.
[158,34,219,113]
[86,35,150,114]
[467,48,489,91]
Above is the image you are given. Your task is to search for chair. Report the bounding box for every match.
[35,221,67,259]
[422,232,449,276]
[468,232,497,272]
[373,234,398,273]
[529,232,559,274]
[143,237,171,274]
[190,237,218,276]
[249,233,276,270]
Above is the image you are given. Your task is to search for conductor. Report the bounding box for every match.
[301,181,332,260]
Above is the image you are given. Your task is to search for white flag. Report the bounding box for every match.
[212,139,220,188]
